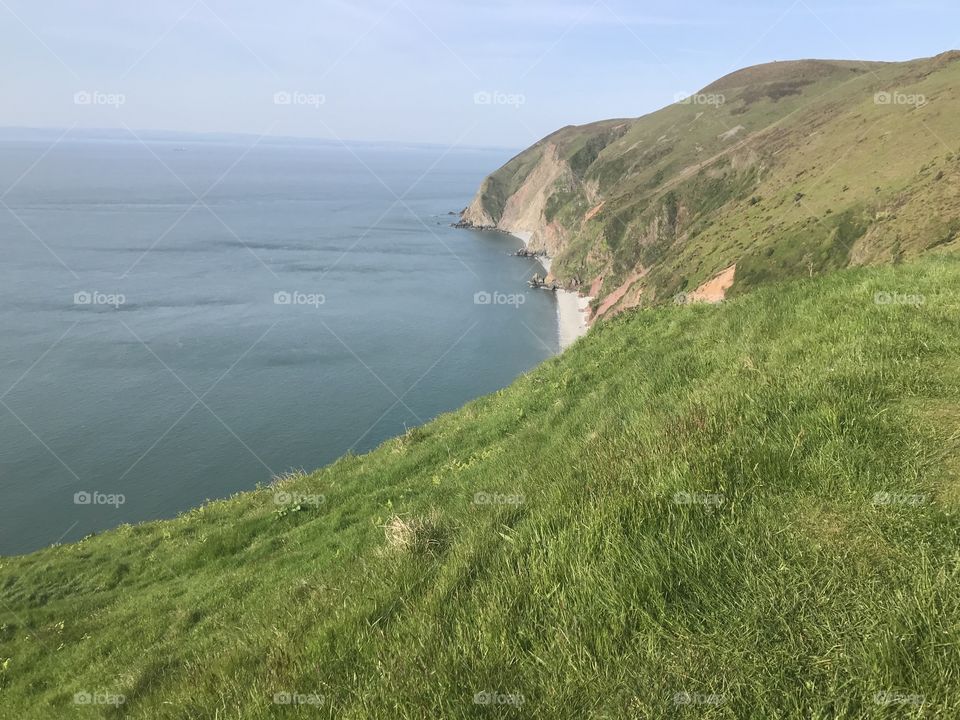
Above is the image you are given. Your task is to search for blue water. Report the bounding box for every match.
[0,134,558,554]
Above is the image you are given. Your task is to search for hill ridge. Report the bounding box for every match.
[459,51,960,319]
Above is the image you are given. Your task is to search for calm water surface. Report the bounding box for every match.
[0,135,559,554]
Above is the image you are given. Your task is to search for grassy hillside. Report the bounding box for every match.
[2,255,959,718]
[460,52,960,316]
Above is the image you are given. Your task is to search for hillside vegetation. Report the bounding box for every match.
[460,52,960,317]
[2,254,959,718]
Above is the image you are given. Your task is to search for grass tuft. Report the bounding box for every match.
[382,511,450,556]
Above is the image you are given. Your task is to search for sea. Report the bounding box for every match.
[0,131,559,554]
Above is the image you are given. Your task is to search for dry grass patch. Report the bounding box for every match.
[270,468,308,486]
[382,511,450,556]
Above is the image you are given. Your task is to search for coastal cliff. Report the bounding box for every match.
[460,52,960,319]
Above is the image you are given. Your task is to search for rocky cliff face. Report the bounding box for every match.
[459,53,960,319]
[460,187,496,229]
[462,143,572,258]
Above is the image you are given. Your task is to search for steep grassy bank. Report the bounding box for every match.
[2,256,959,718]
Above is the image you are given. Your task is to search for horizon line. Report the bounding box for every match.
[0,125,524,153]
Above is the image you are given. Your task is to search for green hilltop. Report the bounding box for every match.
[460,52,960,317]
[3,55,960,718]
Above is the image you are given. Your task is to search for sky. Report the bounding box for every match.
[2,0,960,149]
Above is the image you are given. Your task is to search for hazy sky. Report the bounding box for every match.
[3,0,959,148]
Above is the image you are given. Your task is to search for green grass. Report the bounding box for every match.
[468,52,960,311]
[2,257,959,718]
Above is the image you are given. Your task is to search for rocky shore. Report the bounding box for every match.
[454,216,591,350]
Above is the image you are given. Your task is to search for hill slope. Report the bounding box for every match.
[2,255,959,718]
[459,52,960,318]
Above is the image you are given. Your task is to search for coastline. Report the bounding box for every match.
[510,231,591,351]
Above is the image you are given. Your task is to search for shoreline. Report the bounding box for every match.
[510,231,591,351]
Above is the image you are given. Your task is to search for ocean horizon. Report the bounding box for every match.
[0,134,561,554]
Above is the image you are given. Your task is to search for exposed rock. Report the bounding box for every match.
[718,125,746,141]
[584,201,605,222]
[512,248,547,258]
[687,264,737,303]
[594,269,648,319]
